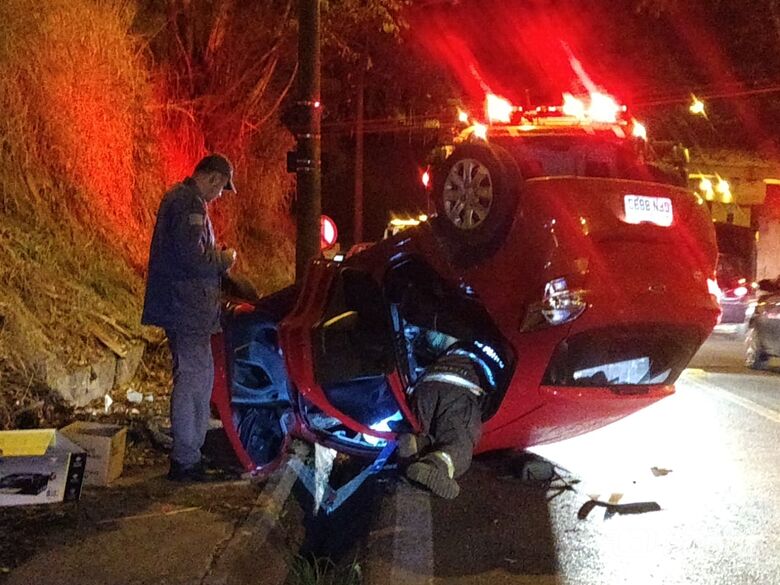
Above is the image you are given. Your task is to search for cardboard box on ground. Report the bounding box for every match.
[0,430,87,507]
[60,422,127,486]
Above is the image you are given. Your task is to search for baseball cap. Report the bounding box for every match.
[195,154,236,192]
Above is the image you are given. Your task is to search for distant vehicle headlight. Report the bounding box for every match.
[521,277,588,331]
[745,300,757,321]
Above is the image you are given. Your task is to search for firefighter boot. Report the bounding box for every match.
[405,451,460,499]
[397,433,419,461]
[397,433,434,464]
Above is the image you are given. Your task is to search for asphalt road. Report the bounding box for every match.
[363,334,780,584]
[3,334,777,585]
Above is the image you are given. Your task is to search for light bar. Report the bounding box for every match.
[562,93,586,118]
[589,92,620,123]
[559,91,624,124]
[390,217,421,227]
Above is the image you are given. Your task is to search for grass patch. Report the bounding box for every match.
[288,555,363,585]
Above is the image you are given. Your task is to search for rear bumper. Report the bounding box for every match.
[478,383,673,452]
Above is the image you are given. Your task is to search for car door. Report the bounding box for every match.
[280,260,415,449]
[210,287,299,475]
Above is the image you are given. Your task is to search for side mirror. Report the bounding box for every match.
[758,279,779,293]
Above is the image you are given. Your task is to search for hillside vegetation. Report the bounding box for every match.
[0,0,297,428]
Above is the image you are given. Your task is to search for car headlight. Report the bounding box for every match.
[521,277,588,331]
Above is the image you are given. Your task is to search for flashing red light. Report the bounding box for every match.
[632,119,647,140]
[562,93,586,118]
[560,91,622,123]
[472,122,488,140]
[588,92,620,123]
[320,215,338,250]
[486,94,513,123]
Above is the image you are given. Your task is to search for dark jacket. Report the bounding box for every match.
[142,178,230,334]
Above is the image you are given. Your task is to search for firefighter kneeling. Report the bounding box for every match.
[398,330,492,499]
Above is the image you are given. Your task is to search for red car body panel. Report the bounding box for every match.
[477,384,675,452]
[211,127,719,474]
[209,335,254,471]
[280,262,416,441]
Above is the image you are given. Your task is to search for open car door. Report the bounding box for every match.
[211,288,299,475]
[280,261,416,451]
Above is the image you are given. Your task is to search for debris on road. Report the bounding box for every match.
[577,497,662,520]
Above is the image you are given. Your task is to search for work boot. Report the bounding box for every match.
[396,433,419,461]
[405,452,460,499]
[167,460,223,483]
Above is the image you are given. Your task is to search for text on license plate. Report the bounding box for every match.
[623,195,673,227]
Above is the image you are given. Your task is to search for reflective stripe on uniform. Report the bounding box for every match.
[431,451,455,479]
[449,347,497,390]
[419,372,485,396]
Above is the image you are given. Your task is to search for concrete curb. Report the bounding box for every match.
[363,483,434,585]
[201,453,306,585]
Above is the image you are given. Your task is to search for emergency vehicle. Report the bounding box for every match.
[211,92,720,475]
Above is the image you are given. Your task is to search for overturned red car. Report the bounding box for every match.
[211,93,720,475]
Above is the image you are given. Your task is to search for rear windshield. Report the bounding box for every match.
[543,324,701,387]
[492,135,683,186]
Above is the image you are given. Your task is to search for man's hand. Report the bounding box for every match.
[222,273,260,302]
[221,248,237,271]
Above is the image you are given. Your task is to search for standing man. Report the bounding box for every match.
[142,154,237,482]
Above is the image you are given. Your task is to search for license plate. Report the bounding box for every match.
[623,195,673,227]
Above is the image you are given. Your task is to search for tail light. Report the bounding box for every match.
[707,278,722,301]
[521,277,588,331]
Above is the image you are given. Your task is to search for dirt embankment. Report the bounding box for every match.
[0,0,297,428]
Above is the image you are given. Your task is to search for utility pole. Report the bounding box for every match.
[293,0,321,281]
[353,55,366,244]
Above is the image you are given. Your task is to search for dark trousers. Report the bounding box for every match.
[166,331,214,467]
[410,380,483,478]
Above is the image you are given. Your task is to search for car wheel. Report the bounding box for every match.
[432,143,521,263]
[745,327,768,370]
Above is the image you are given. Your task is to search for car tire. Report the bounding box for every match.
[431,143,521,264]
[745,327,768,370]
